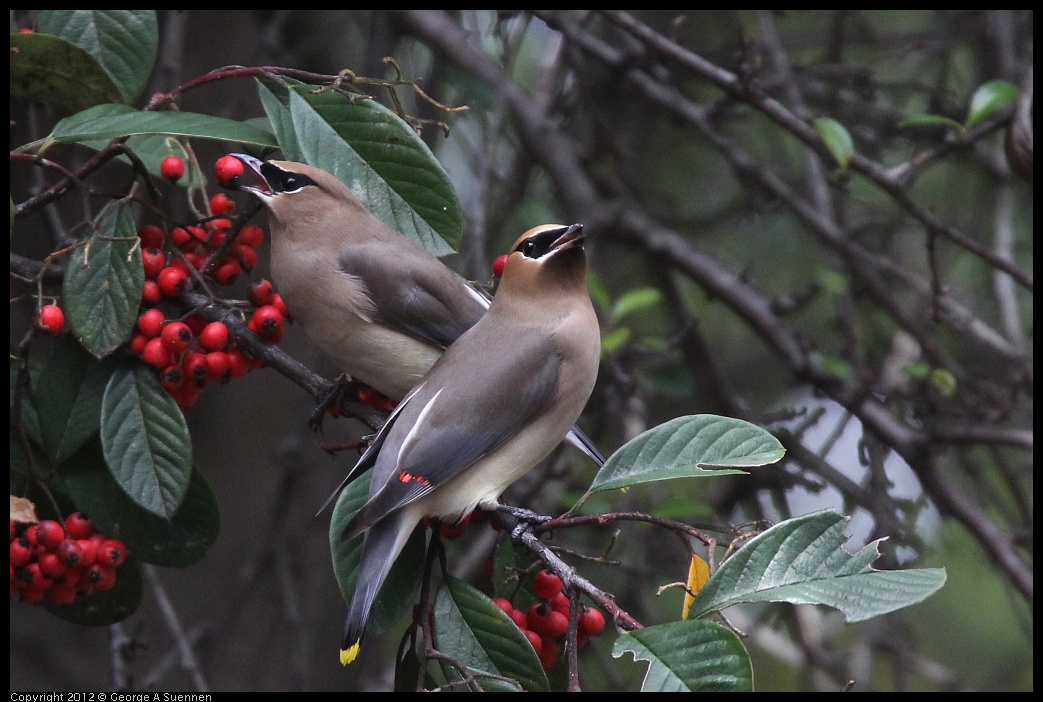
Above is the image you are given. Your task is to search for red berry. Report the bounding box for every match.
[76,538,98,567]
[137,308,166,338]
[56,540,83,569]
[204,350,231,383]
[160,321,193,353]
[199,322,229,351]
[493,254,509,278]
[65,513,93,540]
[96,539,127,568]
[208,217,233,233]
[38,552,66,579]
[534,569,563,600]
[249,279,275,308]
[129,332,149,356]
[270,293,289,318]
[548,590,570,615]
[158,266,189,297]
[226,348,251,378]
[213,259,242,286]
[159,365,185,391]
[83,563,117,591]
[250,305,285,342]
[160,156,185,182]
[209,193,235,216]
[141,279,162,304]
[142,247,167,278]
[577,606,605,637]
[171,226,193,247]
[35,304,64,335]
[10,540,32,568]
[238,223,264,248]
[182,352,209,384]
[143,337,174,369]
[492,598,514,616]
[527,602,568,638]
[231,243,258,269]
[48,583,78,606]
[34,520,65,550]
[510,609,528,630]
[21,562,48,591]
[524,629,543,655]
[538,637,562,671]
[138,224,165,248]
[214,155,245,188]
[170,382,202,409]
[184,252,206,271]
[187,226,207,246]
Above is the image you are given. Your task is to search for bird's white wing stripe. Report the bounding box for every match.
[397,387,444,465]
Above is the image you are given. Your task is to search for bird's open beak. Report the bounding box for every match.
[550,223,585,252]
[228,153,274,197]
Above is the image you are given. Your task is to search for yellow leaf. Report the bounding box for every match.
[682,553,710,620]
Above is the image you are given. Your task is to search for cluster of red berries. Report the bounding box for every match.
[10,513,128,606]
[493,570,606,671]
[128,157,292,408]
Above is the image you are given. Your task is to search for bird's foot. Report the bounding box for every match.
[318,431,378,456]
[309,377,368,435]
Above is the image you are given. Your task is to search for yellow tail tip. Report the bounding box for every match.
[340,641,361,666]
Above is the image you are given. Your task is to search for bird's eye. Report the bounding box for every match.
[520,240,538,257]
[282,174,308,193]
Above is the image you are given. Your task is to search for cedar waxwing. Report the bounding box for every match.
[331,222,601,664]
[227,154,603,465]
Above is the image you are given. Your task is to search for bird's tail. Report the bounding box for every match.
[340,511,415,665]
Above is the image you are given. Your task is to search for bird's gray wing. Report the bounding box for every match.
[342,334,562,540]
[338,243,487,349]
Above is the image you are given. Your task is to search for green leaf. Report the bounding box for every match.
[902,361,931,379]
[60,442,220,567]
[62,200,143,358]
[33,335,118,463]
[585,270,612,311]
[612,619,753,692]
[100,364,193,519]
[9,31,122,111]
[582,415,785,501]
[329,473,426,641]
[929,368,957,398]
[813,117,854,173]
[49,103,277,148]
[610,287,663,323]
[433,576,549,692]
[43,556,144,626]
[810,352,855,381]
[257,80,462,255]
[35,10,158,104]
[688,510,947,623]
[600,326,631,355]
[966,79,1019,128]
[814,266,849,295]
[256,80,300,158]
[896,114,965,131]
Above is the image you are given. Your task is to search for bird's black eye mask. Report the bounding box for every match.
[515,224,584,259]
[261,162,318,195]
